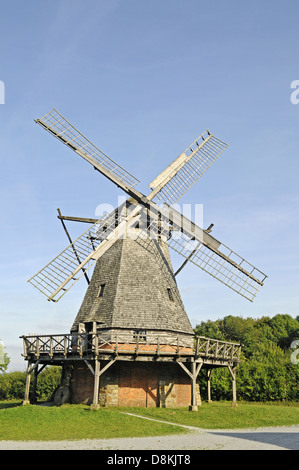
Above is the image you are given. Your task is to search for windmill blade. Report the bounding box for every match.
[32,109,267,303]
[168,235,266,302]
[28,204,142,302]
[148,130,228,205]
[35,108,142,198]
[146,205,267,302]
[28,210,116,302]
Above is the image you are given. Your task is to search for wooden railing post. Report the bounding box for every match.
[34,337,37,358]
[79,334,83,357]
[94,334,99,356]
[64,336,68,357]
[50,336,53,358]
[205,338,209,356]
[195,336,199,356]
[22,336,28,358]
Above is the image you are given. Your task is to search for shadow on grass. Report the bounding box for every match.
[0,401,23,410]
[0,400,55,410]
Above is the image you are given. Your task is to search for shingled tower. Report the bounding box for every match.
[69,201,195,406]
[24,109,266,409]
[72,203,193,341]
[72,238,194,337]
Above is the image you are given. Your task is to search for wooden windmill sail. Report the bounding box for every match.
[28,108,267,312]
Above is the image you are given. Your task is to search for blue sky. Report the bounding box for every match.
[1,0,299,371]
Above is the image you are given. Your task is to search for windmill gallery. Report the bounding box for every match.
[21,109,267,409]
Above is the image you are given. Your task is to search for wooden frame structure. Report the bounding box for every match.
[21,333,241,409]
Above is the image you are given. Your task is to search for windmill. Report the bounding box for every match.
[24,108,267,408]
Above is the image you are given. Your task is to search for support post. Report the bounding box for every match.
[228,365,237,406]
[91,359,100,410]
[31,364,39,404]
[23,360,41,405]
[190,362,199,411]
[23,361,32,405]
[85,357,115,410]
[207,369,213,403]
[177,360,202,411]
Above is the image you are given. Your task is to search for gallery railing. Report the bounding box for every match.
[21,333,241,362]
[194,336,242,362]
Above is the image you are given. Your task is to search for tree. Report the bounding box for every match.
[0,340,10,373]
[194,314,299,401]
[268,314,299,349]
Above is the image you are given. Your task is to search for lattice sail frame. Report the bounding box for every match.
[148,130,228,206]
[168,234,265,302]
[28,203,143,301]
[35,108,140,189]
[142,206,267,302]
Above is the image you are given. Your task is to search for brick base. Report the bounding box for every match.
[70,360,199,408]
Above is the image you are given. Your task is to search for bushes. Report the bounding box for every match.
[35,366,61,400]
[195,314,299,402]
[0,371,26,400]
[199,355,299,402]
[0,366,61,401]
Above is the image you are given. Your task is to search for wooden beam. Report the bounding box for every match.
[87,358,116,410]
[99,358,116,376]
[23,362,32,405]
[84,359,94,376]
[57,214,98,224]
[191,362,198,411]
[177,361,193,379]
[207,369,213,403]
[91,359,100,410]
[177,360,203,411]
[22,360,40,405]
[57,208,90,285]
[227,365,237,404]
[84,357,116,377]
[174,243,201,276]
[31,364,39,404]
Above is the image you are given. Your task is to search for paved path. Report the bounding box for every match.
[0,413,298,450]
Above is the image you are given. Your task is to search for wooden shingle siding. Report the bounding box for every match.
[71,237,194,345]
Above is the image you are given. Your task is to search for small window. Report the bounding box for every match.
[133,330,147,341]
[97,284,106,298]
[167,288,174,301]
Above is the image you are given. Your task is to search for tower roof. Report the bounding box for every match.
[71,236,194,336]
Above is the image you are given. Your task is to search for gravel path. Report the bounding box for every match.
[0,413,298,450]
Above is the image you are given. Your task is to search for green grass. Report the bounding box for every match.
[127,401,299,430]
[0,402,185,441]
[1,401,299,441]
